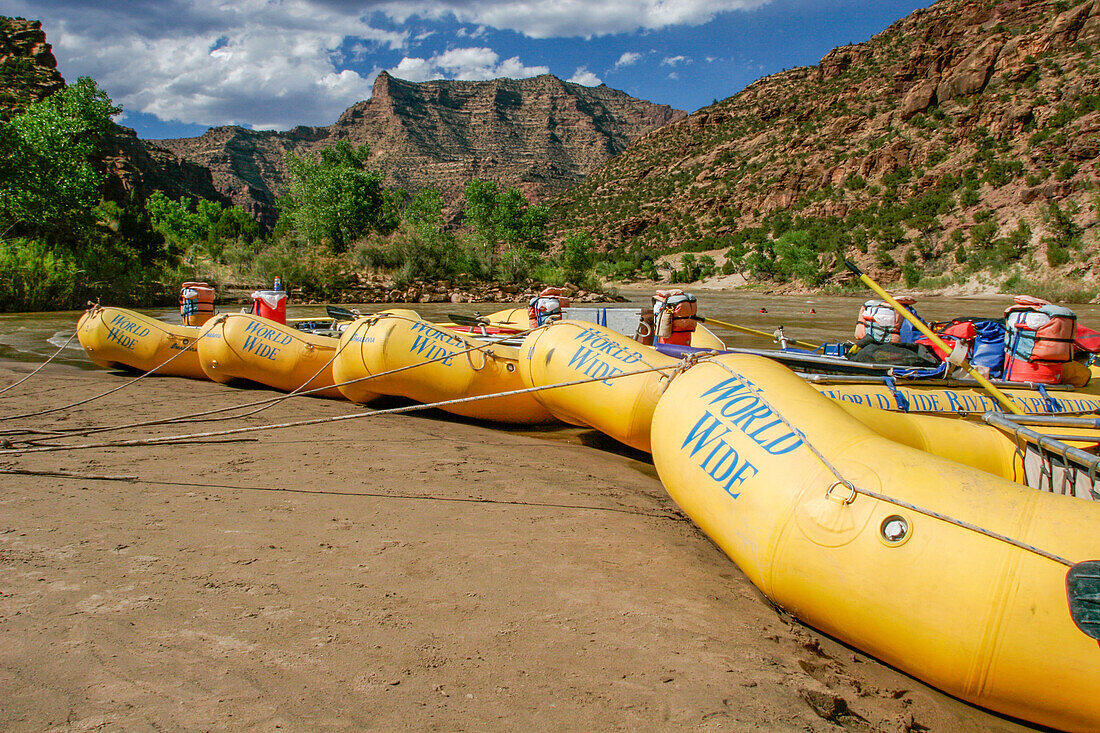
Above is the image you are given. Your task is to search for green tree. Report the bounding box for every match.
[0,77,119,245]
[281,141,396,253]
[462,179,549,277]
[145,191,222,245]
[561,231,595,284]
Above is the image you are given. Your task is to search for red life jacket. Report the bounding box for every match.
[653,289,698,346]
[529,287,571,327]
[1003,295,1076,384]
[916,320,977,361]
[1075,324,1100,354]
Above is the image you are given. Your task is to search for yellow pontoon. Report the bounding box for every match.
[76,305,207,380]
[197,313,351,400]
[651,354,1100,733]
[334,310,554,424]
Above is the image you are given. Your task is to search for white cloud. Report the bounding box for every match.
[375,0,772,39]
[14,0,772,131]
[568,67,602,86]
[389,57,443,82]
[614,51,643,68]
[662,55,691,66]
[389,47,548,82]
[11,0,405,131]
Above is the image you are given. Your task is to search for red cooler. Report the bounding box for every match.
[251,290,287,324]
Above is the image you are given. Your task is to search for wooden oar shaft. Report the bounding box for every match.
[845,261,1025,415]
[695,316,819,351]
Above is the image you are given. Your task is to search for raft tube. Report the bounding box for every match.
[76,306,207,380]
[650,353,1100,732]
[197,313,352,400]
[517,320,680,451]
[333,310,554,424]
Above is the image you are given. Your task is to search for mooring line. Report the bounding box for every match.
[0,362,676,456]
[0,330,80,398]
[17,314,540,445]
[10,473,679,519]
[0,310,225,423]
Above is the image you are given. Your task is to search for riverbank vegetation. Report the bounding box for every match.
[0,80,602,312]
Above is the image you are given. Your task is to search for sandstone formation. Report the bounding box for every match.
[0,17,64,120]
[553,0,1100,286]
[156,72,685,227]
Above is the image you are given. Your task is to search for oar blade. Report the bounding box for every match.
[1068,561,1100,640]
[446,313,488,327]
[327,305,358,321]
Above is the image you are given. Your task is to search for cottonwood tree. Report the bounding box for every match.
[462,179,548,280]
[0,76,118,246]
[280,141,398,253]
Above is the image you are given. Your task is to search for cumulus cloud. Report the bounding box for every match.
[14,0,772,131]
[389,46,547,82]
[662,55,691,66]
[10,0,405,131]
[567,67,602,86]
[371,0,772,38]
[614,51,643,68]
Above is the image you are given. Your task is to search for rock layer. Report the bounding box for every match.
[157,72,685,227]
[553,0,1100,285]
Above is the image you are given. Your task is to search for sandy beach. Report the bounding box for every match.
[0,359,1041,732]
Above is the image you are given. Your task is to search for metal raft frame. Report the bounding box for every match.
[982,413,1100,501]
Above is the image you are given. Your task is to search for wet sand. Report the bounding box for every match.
[0,360,1041,732]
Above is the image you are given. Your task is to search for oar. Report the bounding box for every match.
[326,305,360,321]
[445,313,490,327]
[691,315,819,351]
[444,313,524,334]
[844,260,1024,415]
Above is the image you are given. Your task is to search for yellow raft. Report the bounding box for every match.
[333,310,554,424]
[650,353,1100,733]
[197,313,351,400]
[517,320,680,451]
[76,305,207,380]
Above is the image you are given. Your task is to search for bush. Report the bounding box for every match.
[0,238,81,311]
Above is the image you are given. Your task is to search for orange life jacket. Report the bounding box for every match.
[1003,295,1076,384]
[653,289,698,346]
[179,282,216,326]
[854,298,909,344]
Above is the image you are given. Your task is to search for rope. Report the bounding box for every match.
[0,329,80,398]
[22,472,679,519]
[0,361,677,457]
[702,360,1075,568]
[0,309,226,423]
[15,315,539,446]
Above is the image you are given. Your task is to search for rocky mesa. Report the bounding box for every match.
[553,0,1100,288]
[155,71,685,227]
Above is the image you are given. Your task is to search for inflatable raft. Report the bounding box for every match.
[197,312,352,400]
[650,353,1100,732]
[517,320,681,451]
[520,321,1100,453]
[76,305,207,380]
[334,310,555,424]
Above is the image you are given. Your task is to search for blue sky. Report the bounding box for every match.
[3,0,931,140]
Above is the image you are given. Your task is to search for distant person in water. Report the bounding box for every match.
[809,308,816,314]
[759,307,768,313]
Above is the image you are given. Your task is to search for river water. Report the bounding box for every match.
[3,287,1100,369]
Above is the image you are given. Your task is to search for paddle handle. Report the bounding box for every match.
[691,315,819,351]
